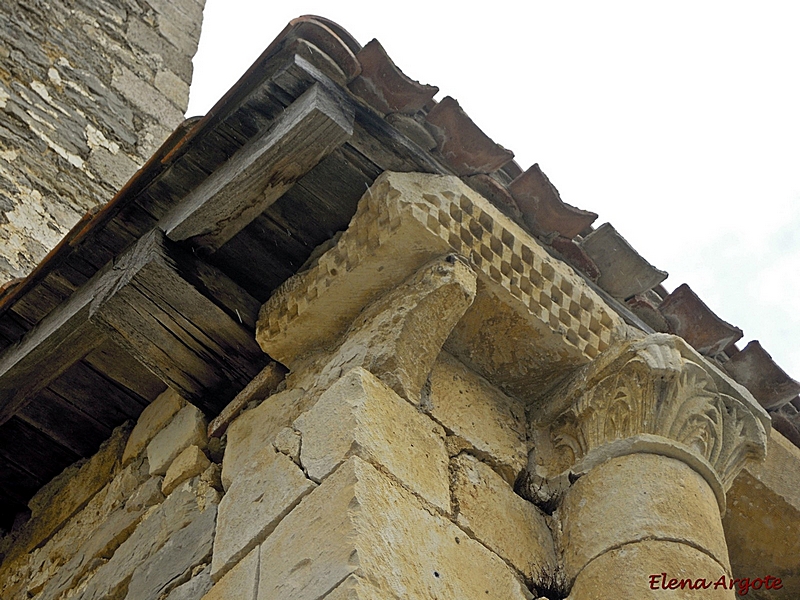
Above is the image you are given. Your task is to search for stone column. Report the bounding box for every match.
[528,334,770,599]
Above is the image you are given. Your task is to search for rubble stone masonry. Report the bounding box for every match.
[0,0,203,283]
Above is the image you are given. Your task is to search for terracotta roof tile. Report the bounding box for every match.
[508,164,598,239]
[658,283,743,356]
[771,403,800,447]
[349,39,438,115]
[285,16,361,82]
[425,96,514,175]
[549,235,600,281]
[580,223,668,300]
[626,293,670,333]
[724,340,800,410]
[461,174,523,223]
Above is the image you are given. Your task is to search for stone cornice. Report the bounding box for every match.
[257,172,624,402]
[529,334,770,512]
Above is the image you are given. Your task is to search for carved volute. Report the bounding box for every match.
[529,334,769,512]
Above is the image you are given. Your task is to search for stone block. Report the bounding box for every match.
[323,575,388,599]
[155,69,190,108]
[77,477,219,600]
[156,15,202,57]
[86,146,140,191]
[123,387,185,465]
[165,565,213,600]
[163,445,211,496]
[295,367,450,512]
[222,388,311,490]
[148,404,208,476]
[429,352,527,483]
[126,503,217,600]
[258,456,530,600]
[14,422,130,558]
[111,64,184,128]
[203,546,258,600]
[451,454,557,581]
[724,430,800,598]
[36,476,159,600]
[126,17,195,84]
[127,475,166,512]
[211,448,315,580]
[312,256,478,403]
[257,172,623,405]
[273,426,301,463]
[19,458,151,598]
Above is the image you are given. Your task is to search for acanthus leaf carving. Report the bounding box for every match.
[529,334,769,510]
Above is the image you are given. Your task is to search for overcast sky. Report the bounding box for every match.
[187,1,800,382]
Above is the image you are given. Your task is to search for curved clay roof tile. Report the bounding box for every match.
[508,164,598,239]
[580,223,667,300]
[349,39,439,115]
[725,340,800,410]
[425,96,514,176]
[658,283,743,356]
[285,16,362,82]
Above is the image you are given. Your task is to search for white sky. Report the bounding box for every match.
[188,1,800,382]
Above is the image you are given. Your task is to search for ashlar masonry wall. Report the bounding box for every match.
[0,329,558,599]
[0,387,219,600]
[0,0,203,282]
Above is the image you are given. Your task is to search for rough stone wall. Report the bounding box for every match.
[0,388,220,600]
[0,0,204,283]
[0,352,556,600]
[208,354,555,600]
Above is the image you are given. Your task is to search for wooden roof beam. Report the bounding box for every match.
[161,82,355,253]
[0,229,266,424]
[88,230,267,414]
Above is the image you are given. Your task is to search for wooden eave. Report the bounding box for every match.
[0,19,478,529]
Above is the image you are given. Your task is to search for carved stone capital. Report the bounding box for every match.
[530,334,769,511]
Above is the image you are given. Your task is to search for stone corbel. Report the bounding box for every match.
[526,333,770,513]
[257,171,625,405]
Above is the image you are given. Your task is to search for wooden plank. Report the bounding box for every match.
[0,459,41,507]
[18,388,112,456]
[208,361,287,438]
[169,243,262,331]
[270,55,449,175]
[84,339,167,402]
[0,267,108,425]
[0,417,79,483]
[48,362,147,424]
[211,146,381,301]
[89,230,268,413]
[161,82,355,252]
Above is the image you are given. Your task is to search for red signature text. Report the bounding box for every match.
[649,573,783,596]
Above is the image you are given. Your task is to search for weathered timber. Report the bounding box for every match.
[0,227,266,426]
[0,459,40,507]
[0,268,108,426]
[48,362,148,424]
[0,417,80,483]
[161,83,355,252]
[211,145,381,301]
[18,387,112,456]
[83,339,168,402]
[270,54,451,175]
[88,230,267,413]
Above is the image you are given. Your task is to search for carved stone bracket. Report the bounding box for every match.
[529,333,770,512]
[257,172,624,402]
